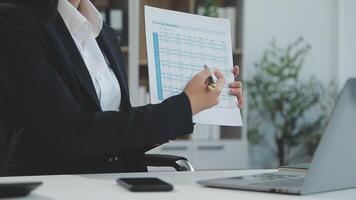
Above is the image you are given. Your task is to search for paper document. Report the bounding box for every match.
[145,6,242,126]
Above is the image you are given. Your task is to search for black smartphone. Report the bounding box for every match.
[117,178,173,192]
[0,182,42,198]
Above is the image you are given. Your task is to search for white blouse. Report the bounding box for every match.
[58,0,121,111]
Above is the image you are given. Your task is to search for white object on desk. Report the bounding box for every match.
[145,6,243,126]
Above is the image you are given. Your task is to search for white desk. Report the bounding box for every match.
[1,170,355,200]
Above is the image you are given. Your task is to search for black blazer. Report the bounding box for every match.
[0,3,193,176]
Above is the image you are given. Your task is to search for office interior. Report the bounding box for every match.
[1,0,356,199]
[83,0,356,171]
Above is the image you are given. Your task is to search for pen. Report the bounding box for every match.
[204,65,216,91]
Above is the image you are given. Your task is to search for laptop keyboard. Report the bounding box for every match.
[252,176,305,188]
[251,173,301,181]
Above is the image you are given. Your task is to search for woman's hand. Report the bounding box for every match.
[184,68,226,115]
[229,65,244,109]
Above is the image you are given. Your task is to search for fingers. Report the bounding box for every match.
[230,88,242,97]
[214,69,226,91]
[237,96,244,109]
[231,65,240,79]
[198,67,213,79]
[230,87,242,100]
[229,81,242,89]
[198,67,227,92]
[230,87,244,109]
[213,68,224,79]
[229,76,243,108]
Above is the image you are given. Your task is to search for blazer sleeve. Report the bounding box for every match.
[0,12,194,159]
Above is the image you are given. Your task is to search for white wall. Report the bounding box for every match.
[338,0,356,88]
[243,0,339,84]
[242,0,351,168]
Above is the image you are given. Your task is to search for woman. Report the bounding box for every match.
[0,0,244,176]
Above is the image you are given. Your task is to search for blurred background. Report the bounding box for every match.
[90,0,356,170]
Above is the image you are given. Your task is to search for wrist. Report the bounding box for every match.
[184,91,199,115]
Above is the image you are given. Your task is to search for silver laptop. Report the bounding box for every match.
[198,78,356,195]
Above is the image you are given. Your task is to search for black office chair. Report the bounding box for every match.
[145,153,194,171]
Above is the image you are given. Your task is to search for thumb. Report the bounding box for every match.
[215,72,226,91]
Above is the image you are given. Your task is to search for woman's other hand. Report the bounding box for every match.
[229,65,244,109]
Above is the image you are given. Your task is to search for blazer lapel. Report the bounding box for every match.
[96,26,131,109]
[44,15,101,109]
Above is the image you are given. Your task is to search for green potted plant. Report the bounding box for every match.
[246,37,337,166]
[202,0,218,17]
